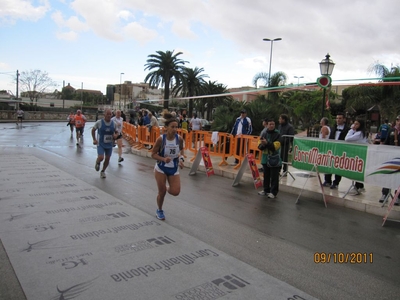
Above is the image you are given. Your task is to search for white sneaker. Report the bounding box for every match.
[258,190,266,196]
[100,171,106,178]
[267,193,275,199]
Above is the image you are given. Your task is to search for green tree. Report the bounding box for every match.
[342,85,381,117]
[211,100,242,133]
[368,62,400,120]
[252,71,288,102]
[198,80,230,121]
[173,67,208,117]
[62,86,75,100]
[144,50,187,110]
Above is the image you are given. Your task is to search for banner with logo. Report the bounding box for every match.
[247,154,263,189]
[292,137,400,190]
[200,147,214,177]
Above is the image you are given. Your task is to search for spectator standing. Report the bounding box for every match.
[151,113,185,220]
[258,119,282,198]
[137,111,144,126]
[319,117,331,139]
[111,110,124,163]
[171,111,180,125]
[180,114,189,131]
[379,116,400,205]
[230,109,252,164]
[190,113,202,148]
[190,113,202,131]
[278,114,294,175]
[74,109,87,146]
[378,119,390,144]
[16,107,24,125]
[67,111,75,136]
[344,119,368,195]
[121,111,126,122]
[129,111,136,125]
[323,112,350,189]
[148,111,159,133]
[91,109,118,178]
[142,110,150,126]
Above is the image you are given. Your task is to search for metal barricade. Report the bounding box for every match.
[280,134,295,180]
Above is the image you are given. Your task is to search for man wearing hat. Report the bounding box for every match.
[231,109,252,164]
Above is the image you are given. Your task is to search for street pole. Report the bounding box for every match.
[319,53,335,120]
[62,80,65,109]
[294,75,304,86]
[263,38,282,87]
[321,88,326,119]
[16,70,19,100]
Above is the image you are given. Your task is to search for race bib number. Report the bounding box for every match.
[104,135,113,143]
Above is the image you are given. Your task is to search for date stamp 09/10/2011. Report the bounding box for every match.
[314,252,373,264]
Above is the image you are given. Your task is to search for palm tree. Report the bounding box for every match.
[144,50,187,109]
[200,80,230,121]
[252,72,269,88]
[252,71,288,102]
[172,67,208,117]
[368,62,400,120]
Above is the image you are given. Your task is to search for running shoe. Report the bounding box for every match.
[156,209,165,220]
[267,193,275,199]
[95,161,100,171]
[258,190,267,196]
[100,171,106,178]
[118,157,124,163]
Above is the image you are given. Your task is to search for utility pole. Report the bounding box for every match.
[62,80,65,109]
[16,70,19,99]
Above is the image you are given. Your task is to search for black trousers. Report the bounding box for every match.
[324,174,342,186]
[262,164,280,196]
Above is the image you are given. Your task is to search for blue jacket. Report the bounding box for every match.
[142,115,150,126]
[231,117,252,136]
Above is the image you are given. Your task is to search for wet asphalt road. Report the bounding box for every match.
[1,121,400,300]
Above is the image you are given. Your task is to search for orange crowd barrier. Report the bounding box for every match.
[121,124,264,168]
[122,122,138,146]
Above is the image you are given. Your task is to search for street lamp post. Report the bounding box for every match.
[263,38,282,87]
[16,70,20,100]
[319,53,335,119]
[294,75,304,85]
[120,72,124,110]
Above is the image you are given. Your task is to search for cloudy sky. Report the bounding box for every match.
[1,0,399,96]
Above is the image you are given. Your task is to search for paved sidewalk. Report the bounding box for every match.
[131,142,400,221]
